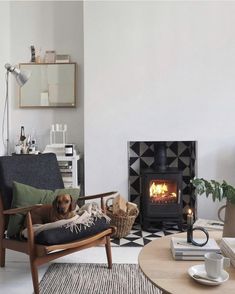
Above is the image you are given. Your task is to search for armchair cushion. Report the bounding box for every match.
[35,217,110,245]
[7,181,81,238]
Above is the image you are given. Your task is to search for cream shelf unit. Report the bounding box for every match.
[56,154,81,188]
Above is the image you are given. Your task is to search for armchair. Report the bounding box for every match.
[0,153,116,294]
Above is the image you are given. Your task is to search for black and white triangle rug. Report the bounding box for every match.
[110,224,182,247]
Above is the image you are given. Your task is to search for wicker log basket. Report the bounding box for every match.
[106,197,139,239]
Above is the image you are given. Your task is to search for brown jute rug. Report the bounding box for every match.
[39,263,162,294]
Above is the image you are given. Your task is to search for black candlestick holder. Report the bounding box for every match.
[187,225,193,243]
[187,225,209,247]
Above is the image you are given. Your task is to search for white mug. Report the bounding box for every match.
[204,252,230,278]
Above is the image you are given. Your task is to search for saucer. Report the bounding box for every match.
[188,264,229,286]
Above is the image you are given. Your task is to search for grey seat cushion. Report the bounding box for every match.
[35,218,110,245]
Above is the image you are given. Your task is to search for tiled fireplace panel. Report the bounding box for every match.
[128,141,197,216]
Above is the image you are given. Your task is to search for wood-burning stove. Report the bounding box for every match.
[140,142,183,230]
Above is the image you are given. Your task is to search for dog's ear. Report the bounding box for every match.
[69,195,76,211]
[52,196,59,211]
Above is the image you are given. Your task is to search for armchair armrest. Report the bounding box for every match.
[110,225,117,236]
[3,204,43,215]
[77,191,117,201]
[77,191,118,211]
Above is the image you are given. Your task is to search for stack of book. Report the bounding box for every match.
[171,237,221,260]
[220,238,235,267]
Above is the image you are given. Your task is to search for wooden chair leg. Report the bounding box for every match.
[0,200,6,268]
[30,259,39,294]
[105,235,112,269]
[0,246,5,267]
[27,212,39,294]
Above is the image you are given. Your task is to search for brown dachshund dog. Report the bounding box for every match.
[28,194,77,225]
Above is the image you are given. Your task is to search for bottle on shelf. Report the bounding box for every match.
[28,139,36,154]
[20,126,26,143]
[18,126,27,154]
[30,129,38,154]
[14,135,22,155]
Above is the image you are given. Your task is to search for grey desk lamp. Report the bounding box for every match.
[2,64,30,155]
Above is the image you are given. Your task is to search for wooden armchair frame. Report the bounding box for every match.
[0,191,116,294]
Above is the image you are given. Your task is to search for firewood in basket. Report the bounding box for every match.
[113,209,128,217]
[127,202,137,214]
[128,208,139,216]
[113,194,127,214]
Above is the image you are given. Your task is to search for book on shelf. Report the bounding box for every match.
[64,183,73,188]
[171,237,221,260]
[60,168,72,173]
[62,176,73,182]
[58,161,72,166]
[61,172,72,177]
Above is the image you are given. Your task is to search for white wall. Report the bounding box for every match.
[0,2,10,155]
[8,1,84,153]
[84,1,235,219]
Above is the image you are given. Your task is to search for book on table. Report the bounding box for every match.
[220,238,235,267]
[171,237,221,260]
[220,238,235,256]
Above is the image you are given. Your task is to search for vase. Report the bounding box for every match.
[218,201,235,237]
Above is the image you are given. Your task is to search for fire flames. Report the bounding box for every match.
[149,181,177,199]
[150,182,168,197]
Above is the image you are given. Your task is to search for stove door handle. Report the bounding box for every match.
[178,189,181,203]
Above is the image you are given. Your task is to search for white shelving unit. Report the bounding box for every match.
[43,125,81,190]
[56,154,81,188]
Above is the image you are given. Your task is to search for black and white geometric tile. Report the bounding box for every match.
[128,141,197,216]
[110,224,182,247]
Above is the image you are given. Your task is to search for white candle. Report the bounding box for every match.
[187,209,194,226]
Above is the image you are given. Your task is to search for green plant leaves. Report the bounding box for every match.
[191,178,235,203]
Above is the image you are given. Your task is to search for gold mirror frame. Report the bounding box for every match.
[19,63,76,108]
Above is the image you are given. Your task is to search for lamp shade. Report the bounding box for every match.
[5,63,31,87]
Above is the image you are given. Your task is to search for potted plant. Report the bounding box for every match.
[191,178,235,203]
[191,178,235,237]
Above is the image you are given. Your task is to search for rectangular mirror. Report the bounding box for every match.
[19,63,76,108]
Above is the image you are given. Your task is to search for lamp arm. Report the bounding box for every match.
[2,63,30,155]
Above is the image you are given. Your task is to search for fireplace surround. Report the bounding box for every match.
[141,142,183,229]
[128,141,197,229]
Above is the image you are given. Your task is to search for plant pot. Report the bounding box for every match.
[218,201,235,237]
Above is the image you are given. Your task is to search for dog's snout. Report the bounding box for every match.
[54,194,72,216]
[58,207,65,213]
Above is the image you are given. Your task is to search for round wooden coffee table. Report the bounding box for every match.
[138,231,235,293]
